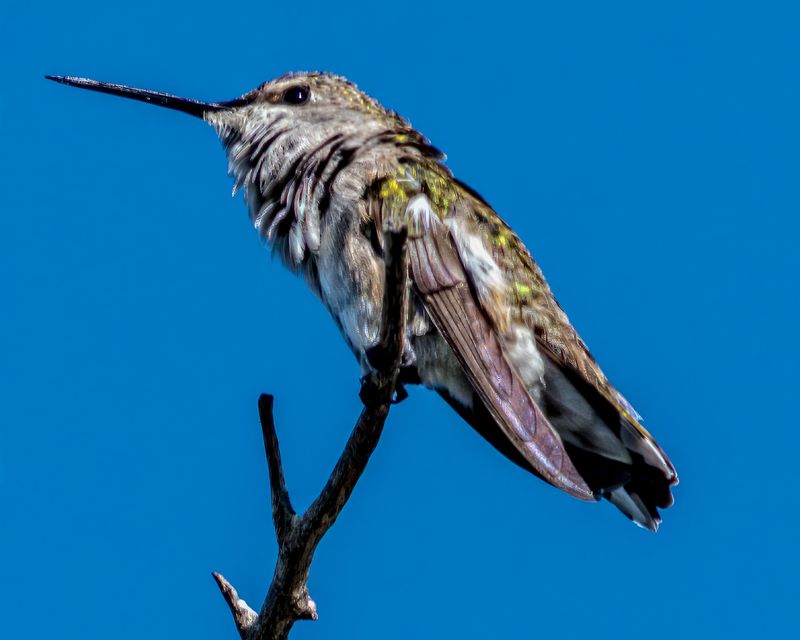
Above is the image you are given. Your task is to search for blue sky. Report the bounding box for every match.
[2,1,798,638]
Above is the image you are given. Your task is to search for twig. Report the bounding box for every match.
[259,394,295,544]
[213,220,409,640]
[212,572,259,637]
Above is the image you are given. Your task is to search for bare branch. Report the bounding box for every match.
[258,394,295,543]
[376,218,409,370]
[213,572,258,638]
[361,218,409,375]
[214,223,409,640]
[305,220,408,535]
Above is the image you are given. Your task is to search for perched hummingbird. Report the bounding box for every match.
[47,72,677,530]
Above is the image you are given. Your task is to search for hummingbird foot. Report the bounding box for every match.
[359,374,409,406]
[392,383,409,404]
[365,340,416,371]
[363,341,416,405]
[358,371,385,406]
[358,362,413,406]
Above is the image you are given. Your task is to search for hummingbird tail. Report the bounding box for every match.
[438,382,674,530]
[539,358,677,531]
[606,482,666,532]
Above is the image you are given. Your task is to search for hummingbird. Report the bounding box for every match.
[47,72,677,530]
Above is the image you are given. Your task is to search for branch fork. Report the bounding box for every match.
[213,220,409,640]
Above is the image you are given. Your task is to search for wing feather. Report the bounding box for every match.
[458,202,678,485]
[405,205,594,500]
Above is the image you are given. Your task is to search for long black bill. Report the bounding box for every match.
[45,75,239,118]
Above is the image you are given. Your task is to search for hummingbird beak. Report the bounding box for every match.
[45,75,244,118]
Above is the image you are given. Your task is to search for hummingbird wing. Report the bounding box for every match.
[431,176,678,527]
[374,190,594,500]
[369,161,675,525]
[470,202,679,487]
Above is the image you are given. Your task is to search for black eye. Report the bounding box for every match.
[282,85,310,105]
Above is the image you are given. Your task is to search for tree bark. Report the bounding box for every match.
[213,220,409,640]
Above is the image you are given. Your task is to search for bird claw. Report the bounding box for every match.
[359,372,383,406]
[362,342,414,406]
[365,341,415,371]
[392,383,409,404]
[359,376,408,406]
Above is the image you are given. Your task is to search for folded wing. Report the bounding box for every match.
[403,196,594,501]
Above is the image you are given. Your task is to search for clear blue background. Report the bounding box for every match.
[2,1,798,638]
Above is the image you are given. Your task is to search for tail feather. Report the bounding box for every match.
[607,486,659,531]
[436,372,677,530]
[539,354,677,529]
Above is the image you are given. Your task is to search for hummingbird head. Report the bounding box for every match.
[46,71,416,171]
[199,72,422,196]
[46,72,440,261]
[206,71,406,133]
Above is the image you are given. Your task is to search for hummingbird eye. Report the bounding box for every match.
[282,85,310,105]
